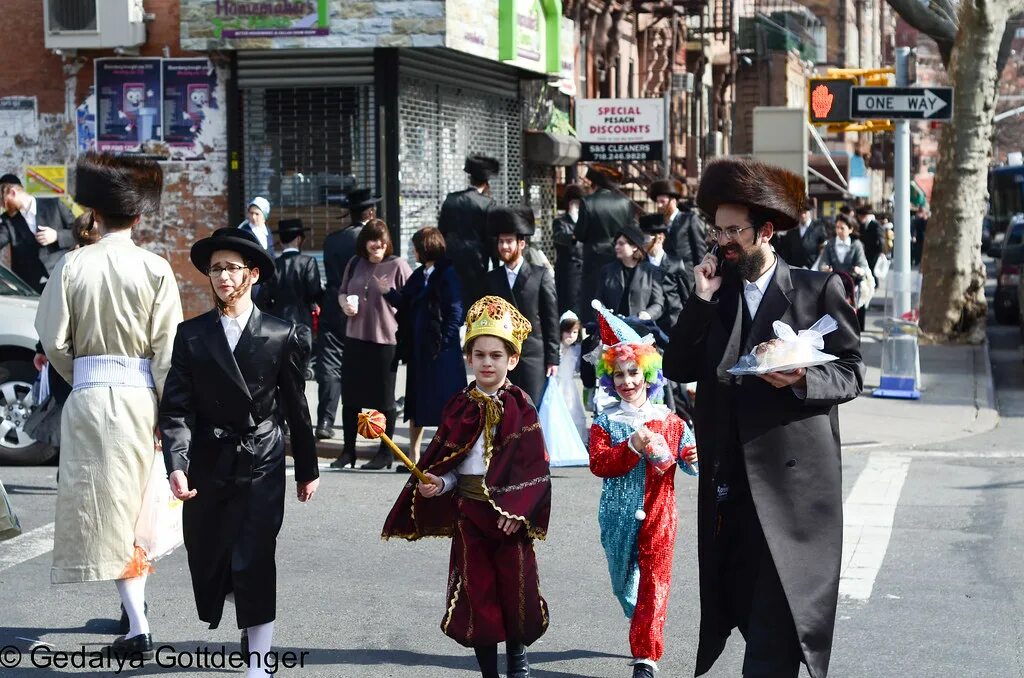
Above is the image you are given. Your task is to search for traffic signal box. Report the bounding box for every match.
[808,68,895,133]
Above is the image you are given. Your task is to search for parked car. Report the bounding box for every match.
[0,264,56,465]
[982,215,993,255]
[992,214,1024,325]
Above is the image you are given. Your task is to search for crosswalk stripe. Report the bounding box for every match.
[0,522,55,574]
[840,453,911,600]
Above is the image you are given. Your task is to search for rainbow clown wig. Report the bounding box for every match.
[590,300,666,402]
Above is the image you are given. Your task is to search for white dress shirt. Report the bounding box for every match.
[220,304,254,351]
[834,238,851,264]
[648,250,665,267]
[439,387,500,494]
[423,264,434,282]
[20,195,38,234]
[281,247,299,255]
[505,257,524,289]
[743,256,778,319]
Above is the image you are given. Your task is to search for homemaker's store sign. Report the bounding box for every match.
[577,98,664,162]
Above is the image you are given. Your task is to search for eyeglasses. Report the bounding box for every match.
[708,225,756,242]
[207,264,249,277]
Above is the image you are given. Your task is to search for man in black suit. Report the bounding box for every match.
[855,205,885,273]
[779,199,828,269]
[664,158,863,678]
[0,174,75,291]
[638,213,688,333]
[485,205,559,406]
[575,164,634,321]
[650,178,707,270]
[260,218,322,330]
[552,183,586,316]
[315,186,380,439]
[439,155,500,311]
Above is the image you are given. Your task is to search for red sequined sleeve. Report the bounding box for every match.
[588,422,641,478]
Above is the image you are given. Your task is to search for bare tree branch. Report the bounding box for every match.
[886,0,959,67]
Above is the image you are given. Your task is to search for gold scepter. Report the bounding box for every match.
[357,410,431,485]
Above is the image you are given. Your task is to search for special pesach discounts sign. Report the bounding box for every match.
[577,98,664,162]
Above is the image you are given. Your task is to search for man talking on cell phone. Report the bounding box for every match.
[663,158,864,678]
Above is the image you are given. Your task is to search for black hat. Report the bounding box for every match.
[344,188,381,212]
[558,183,586,209]
[465,155,501,183]
[0,173,21,186]
[638,213,669,234]
[489,205,535,238]
[614,224,647,251]
[648,178,685,200]
[274,218,310,241]
[191,227,276,281]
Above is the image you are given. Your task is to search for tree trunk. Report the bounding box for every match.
[919,2,1012,343]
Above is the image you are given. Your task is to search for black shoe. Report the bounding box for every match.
[395,465,411,474]
[241,629,249,656]
[330,450,356,469]
[506,641,530,677]
[108,633,154,660]
[632,663,655,678]
[118,602,148,636]
[315,425,333,440]
[360,449,393,470]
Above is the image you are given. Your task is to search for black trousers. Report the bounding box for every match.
[315,328,344,428]
[715,489,803,678]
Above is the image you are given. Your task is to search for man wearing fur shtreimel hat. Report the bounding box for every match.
[663,158,864,678]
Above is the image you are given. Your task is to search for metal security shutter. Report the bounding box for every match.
[241,87,376,249]
[236,50,374,88]
[396,75,523,262]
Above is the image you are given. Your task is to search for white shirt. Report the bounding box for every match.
[505,257,524,289]
[648,250,665,267]
[834,238,851,263]
[281,247,299,254]
[798,221,811,238]
[220,304,254,352]
[439,387,500,494]
[743,256,778,319]
[20,195,37,234]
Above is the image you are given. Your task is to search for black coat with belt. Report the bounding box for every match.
[594,260,665,322]
[574,188,634,319]
[0,198,75,291]
[780,221,828,269]
[663,259,864,678]
[666,207,708,269]
[485,260,559,407]
[439,187,494,308]
[159,307,318,630]
[259,250,323,330]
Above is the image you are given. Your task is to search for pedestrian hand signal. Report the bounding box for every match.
[807,78,855,124]
[811,85,834,119]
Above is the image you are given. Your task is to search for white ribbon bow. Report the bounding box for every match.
[771,314,839,349]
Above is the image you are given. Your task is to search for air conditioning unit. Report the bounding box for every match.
[43,0,146,50]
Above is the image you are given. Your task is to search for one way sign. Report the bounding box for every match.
[851,86,953,120]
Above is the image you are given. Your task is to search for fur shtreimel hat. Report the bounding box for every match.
[696,158,806,231]
[648,178,684,200]
[587,163,623,189]
[489,205,536,238]
[465,155,501,183]
[74,152,163,218]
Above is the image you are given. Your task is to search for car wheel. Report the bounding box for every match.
[0,360,57,465]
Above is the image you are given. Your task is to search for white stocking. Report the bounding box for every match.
[245,620,274,677]
[114,575,149,638]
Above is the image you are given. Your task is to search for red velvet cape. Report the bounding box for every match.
[382,381,551,541]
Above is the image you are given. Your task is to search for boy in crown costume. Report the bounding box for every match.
[587,300,698,678]
[383,295,551,678]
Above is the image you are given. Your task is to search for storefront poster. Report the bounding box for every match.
[162,59,217,159]
[23,166,67,197]
[446,0,499,61]
[557,17,576,97]
[213,0,330,39]
[577,98,664,162]
[96,58,162,153]
[0,97,39,142]
[77,88,96,153]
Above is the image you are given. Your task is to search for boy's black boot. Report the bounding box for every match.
[474,644,500,678]
[506,640,530,677]
[632,663,655,678]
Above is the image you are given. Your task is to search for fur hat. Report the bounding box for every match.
[489,205,535,238]
[464,155,501,183]
[587,163,623,189]
[74,152,163,218]
[696,158,806,231]
[648,178,684,200]
[559,183,587,209]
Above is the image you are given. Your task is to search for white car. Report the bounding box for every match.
[0,264,56,464]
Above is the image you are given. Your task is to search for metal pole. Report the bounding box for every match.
[893,46,912,296]
[663,85,671,177]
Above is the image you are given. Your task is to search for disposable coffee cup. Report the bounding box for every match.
[346,294,359,313]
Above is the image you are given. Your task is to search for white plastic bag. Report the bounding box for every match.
[0,479,22,541]
[728,314,840,376]
[873,254,891,283]
[538,377,589,467]
[134,451,184,561]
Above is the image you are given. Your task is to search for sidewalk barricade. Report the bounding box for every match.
[874,270,922,399]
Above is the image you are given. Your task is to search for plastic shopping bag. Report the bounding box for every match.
[0,479,22,541]
[642,432,676,475]
[134,451,184,561]
[538,377,589,467]
[728,314,840,376]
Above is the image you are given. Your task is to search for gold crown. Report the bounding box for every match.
[463,295,532,354]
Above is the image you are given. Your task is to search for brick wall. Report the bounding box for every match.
[732,51,806,154]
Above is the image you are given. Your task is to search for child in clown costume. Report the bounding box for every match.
[587,300,698,678]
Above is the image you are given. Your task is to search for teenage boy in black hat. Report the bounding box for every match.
[160,227,319,678]
[485,205,559,406]
[0,173,75,291]
[316,186,381,439]
[639,212,690,332]
[440,155,501,310]
[259,218,322,331]
[649,178,707,270]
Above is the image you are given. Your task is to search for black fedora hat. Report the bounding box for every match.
[0,173,21,186]
[274,217,310,241]
[614,224,647,251]
[345,188,381,212]
[191,227,276,281]
[638,213,669,234]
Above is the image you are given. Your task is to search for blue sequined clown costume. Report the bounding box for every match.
[587,301,697,676]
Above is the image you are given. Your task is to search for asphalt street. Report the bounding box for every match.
[1,283,1022,677]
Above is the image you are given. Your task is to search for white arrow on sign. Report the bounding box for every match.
[856,89,949,118]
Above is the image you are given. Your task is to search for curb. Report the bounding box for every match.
[968,338,1000,435]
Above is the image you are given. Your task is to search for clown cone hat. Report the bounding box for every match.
[591,300,654,348]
